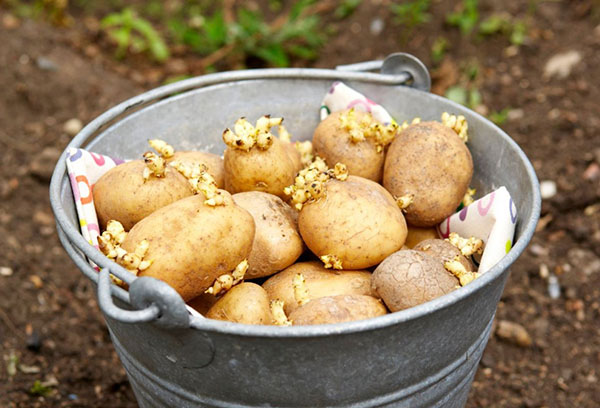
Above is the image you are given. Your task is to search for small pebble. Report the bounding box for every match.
[2,14,20,29]
[543,50,582,79]
[29,275,44,288]
[29,147,62,182]
[495,320,532,347]
[548,274,561,299]
[0,266,13,276]
[63,118,83,137]
[36,56,59,72]
[508,109,524,121]
[540,180,557,199]
[583,163,600,181]
[539,263,549,279]
[369,18,385,36]
[530,244,549,257]
[68,394,79,401]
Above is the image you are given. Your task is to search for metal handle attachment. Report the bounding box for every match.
[97,268,190,328]
[336,52,431,92]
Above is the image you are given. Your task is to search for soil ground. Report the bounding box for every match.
[1,1,599,407]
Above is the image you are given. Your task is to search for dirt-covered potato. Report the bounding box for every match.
[119,190,255,301]
[297,174,407,269]
[93,157,192,230]
[372,250,459,312]
[313,109,396,182]
[289,294,387,325]
[168,151,225,188]
[262,261,374,314]
[223,116,299,198]
[413,239,475,272]
[205,283,272,325]
[232,192,303,279]
[404,226,440,249]
[383,121,473,227]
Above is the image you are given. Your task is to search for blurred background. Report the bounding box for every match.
[0,0,599,406]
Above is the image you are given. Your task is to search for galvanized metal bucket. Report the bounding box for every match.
[50,53,540,408]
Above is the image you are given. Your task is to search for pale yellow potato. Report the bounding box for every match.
[282,141,303,175]
[413,239,475,272]
[224,137,298,198]
[262,261,374,315]
[205,283,272,325]
[232,192,303,279]
[404,226,440,249]
[298,175,407,269]
[121,192,255,302]
[289,294,387,325]
[372,250,459,312]
[313,110,384,182]
[93,160,192,231]
[167,151,225,188]
[383,121,473,227]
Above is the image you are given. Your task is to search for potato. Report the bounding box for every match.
[187,293,219,316]
[289,294,387,325]
[262,261,374,314]
[120,191,255,301]
[313,109,391,182]
[298,175,407,269]
[232,192,303,279]
[205,283,272,325]
[93,159,192,230]
[404,226,440,249]
[372,250,459,312]
[168,151,225,188]
[223,116,299,198]
[383,121,473,227]
[413,239,475,272]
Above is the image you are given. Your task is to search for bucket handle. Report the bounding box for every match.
[97,268,190,328]
[336,52,431,92]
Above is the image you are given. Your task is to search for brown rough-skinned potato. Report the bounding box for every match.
[404,226,440,249]
[313,110,384,181]
[262,261,374,314]
[232,192,303,279]
[93,160,192,231]
[413,239,475,272]
[289,294,387,325]
[383,121,473,227]
[298,175,407,269]
[206,283,272,325]
[224,137,298,198]
[120,192,255,301]
[372,249,459,312]
[168,151,225,188]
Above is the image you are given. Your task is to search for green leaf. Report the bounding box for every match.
[237,8,266,37]
[334,0,362,19]
[468,88,482,108]
[445,86,468,106]
[204,11,227,45]
[431,36,448,64]
[29,380,52,397]
[510,21,527,45]
[288,44,318,59]
[489,108,510,125]
[290,0,316,21]
[253,43,289,67]
[479,15,506,35]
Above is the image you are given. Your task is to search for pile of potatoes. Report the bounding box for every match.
[93,109,483,326]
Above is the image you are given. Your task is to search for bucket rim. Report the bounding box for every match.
[50,67,541,337]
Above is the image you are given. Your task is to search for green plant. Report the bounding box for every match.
[431,36,448,64]
[489,108,511,125]
[445,85,481,109]
[335,0,362,19]
[169,1,325,68]
[29,380,52,397]
[390,0,431,28]
[101,8,170,62]
[479,14,527,45]
[446,0,479,34]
